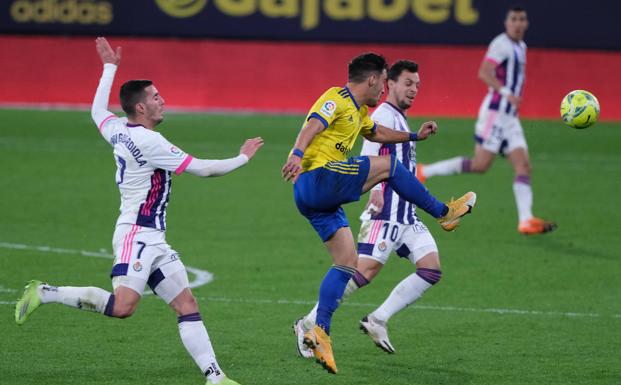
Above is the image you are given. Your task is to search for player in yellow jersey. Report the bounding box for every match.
[281,53,477,374]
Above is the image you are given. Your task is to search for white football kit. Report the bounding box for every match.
[92,64,247,303]
[475,32,528,155]
[357,102,438,265]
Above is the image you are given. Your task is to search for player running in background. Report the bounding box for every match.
[281,53,476,374]
[14,37,263,385]
[418,6,556,235]
[294,59,443,355]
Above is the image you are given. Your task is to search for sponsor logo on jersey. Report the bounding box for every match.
[410,146,416,161]
[320,100,336,118]
[133,261,143,272]
[334,141,351,155]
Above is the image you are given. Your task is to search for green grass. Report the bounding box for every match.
[1,109,620,385]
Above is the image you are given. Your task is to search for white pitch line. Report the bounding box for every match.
[1,242,619,320]
[197,297,620,320]
[0,242,213,291]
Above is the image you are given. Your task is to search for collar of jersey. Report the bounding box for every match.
[342,86,360,110]
[126,122,144,128]
[385,101,407,119]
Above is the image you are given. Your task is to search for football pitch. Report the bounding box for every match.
[1,109,620,385]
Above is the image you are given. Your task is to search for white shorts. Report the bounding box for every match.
[475,109,527,155]
[111,224,188,303]
[357,220,438,265]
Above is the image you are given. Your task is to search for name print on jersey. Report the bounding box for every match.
[110,132,147,166]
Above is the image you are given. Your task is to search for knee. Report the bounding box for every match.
[514,161,531,176]
[469,162,489,173]
[113,302,137,318]
[357,262,382,282]
[174,294,199,315]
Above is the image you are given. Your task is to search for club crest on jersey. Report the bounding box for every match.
[133,261,143,272]
[320,100,337,118]
[378,241,387,252]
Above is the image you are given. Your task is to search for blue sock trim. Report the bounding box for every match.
[103,294,115,317]
[177,312,202,323]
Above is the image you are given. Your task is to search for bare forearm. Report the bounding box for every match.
[479,69,503,91]
[365,125,411,143]
[293,123,323,151]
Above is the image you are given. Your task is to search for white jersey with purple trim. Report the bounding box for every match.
[98,116,192,231]
[360,102,422,225]
[479,33,527,117]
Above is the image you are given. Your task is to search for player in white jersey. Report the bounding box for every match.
[14,37,263,385]
[294,60,443,355]
[419,6,556,235]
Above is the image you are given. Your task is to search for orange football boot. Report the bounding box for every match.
[518,217,557,235]
[303,326,337,374]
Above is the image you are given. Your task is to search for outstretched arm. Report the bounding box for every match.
[91,37,122,130]
[183,137,264,177]
[364,121,438,143]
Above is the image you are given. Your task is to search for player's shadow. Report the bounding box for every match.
[517,237,618,261]
[346,354,474,385]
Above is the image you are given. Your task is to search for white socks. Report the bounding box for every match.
[422,156,468,177]
[178,313,224,384]
[371,273,432,323]
[38,285,111,313]
[513,175,533,223]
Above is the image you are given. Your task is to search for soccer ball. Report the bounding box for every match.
[560,90,600,129]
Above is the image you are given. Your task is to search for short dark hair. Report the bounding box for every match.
[507,4,526,16]
[388,60,419,82]
[348,53,388,83]
[120,80,152,116]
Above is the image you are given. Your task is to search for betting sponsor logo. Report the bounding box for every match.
[153,0,479,30]
[155,0,207,18]
[320,100,336,118]
[334,141,351,155]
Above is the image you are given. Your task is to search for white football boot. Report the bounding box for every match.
[293,317,314,358]
[359,315,396,354]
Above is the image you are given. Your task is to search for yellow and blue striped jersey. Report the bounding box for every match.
[300,86,376,172]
